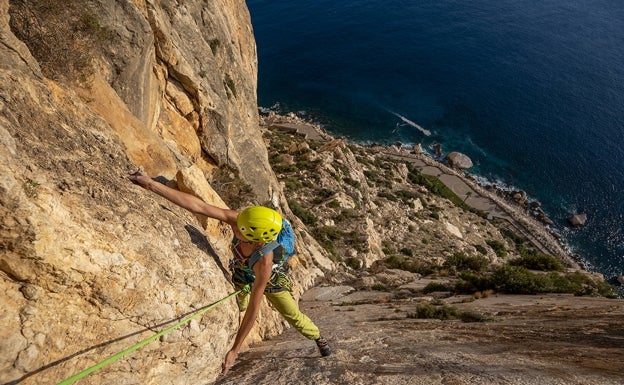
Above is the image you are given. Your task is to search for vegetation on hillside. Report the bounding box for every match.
[264,125,616,298]
[9,0,114,82]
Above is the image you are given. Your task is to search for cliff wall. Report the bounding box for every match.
[0,1,329,384]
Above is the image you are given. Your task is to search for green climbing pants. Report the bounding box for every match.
[236,289,320,340]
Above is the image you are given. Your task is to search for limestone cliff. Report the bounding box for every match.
[0,1,330,384]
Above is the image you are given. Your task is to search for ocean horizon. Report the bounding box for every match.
[247,0,624,280]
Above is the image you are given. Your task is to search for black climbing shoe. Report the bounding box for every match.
[315,336,331,357]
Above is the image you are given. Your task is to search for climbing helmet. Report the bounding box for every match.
[237,206,283,243]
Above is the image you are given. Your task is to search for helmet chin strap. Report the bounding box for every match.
[241,239,265,246]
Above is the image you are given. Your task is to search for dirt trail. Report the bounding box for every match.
[214,287,624,385]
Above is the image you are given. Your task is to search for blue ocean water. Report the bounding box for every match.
[247,0,624,280]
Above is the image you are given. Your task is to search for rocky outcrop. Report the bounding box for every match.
[446,151,473,169]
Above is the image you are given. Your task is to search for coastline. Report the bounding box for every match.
[261,111,586,273]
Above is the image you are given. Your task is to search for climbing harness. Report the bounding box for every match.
[55,286,247,385]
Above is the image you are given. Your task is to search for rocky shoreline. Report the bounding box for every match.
[260,109,587,273]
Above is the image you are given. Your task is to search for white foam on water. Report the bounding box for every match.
[387,110,432,136]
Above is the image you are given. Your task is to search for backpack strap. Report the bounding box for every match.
[247,240,280,270]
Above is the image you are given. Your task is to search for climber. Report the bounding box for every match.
[127,171,331,375]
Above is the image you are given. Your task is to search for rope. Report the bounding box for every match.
[56,286,247,385]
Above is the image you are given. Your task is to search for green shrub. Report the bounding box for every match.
[405,261,437,275]
[549,271,615,297]
[372,284,390,292]
[491,265,547,294]
[400,247,414,257]
[283,178,303,191]
[378,190,397,201]
[344,177,361,188]
[344,230,368,253]
[312,226,342,259]
[363,170,380,183]
[410,304,459,320]
[510,252,564,271]
[328,200,341,208]
[288,199,317,226]
[224,73,237,98]
[408,304,489,322]
[312,188,335,204]
[384,254,405,269]
[459,311,490,323]
[338,208,360,221]
[486,240,507,259]
[345,257,362,270]
[355,155,372,166]
[423,282,451,294]
[395,189,419,203]
[444,252,489,273]
[454,270,493,294]
[407,171,472,210]
[475,244,488,255]
[500,228,526,245]
[382,254,435,275]
[274,164,298,173]
[314,226,342,241]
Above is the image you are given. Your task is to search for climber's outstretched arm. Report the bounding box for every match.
[128,170,239,226]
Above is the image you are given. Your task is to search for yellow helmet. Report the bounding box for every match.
[237,206,283,242]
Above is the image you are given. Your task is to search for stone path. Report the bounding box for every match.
[269,122,329,142]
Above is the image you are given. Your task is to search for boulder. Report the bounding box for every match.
[568,213,587,227]
[446,152,473,170]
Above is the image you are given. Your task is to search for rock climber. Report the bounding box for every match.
[128,171,331,375]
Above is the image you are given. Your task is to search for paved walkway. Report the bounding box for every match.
[269,122,329,142]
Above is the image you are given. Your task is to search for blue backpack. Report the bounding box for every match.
[248,220,296,269]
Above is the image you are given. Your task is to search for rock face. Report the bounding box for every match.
[446,151,473,169]
[7,0,276,202]
[0,1,327,384]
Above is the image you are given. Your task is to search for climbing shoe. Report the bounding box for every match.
[315,336,331,357]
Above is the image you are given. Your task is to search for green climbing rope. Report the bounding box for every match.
[56,286,246,385]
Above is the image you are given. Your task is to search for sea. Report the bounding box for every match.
[246,0,624,282]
